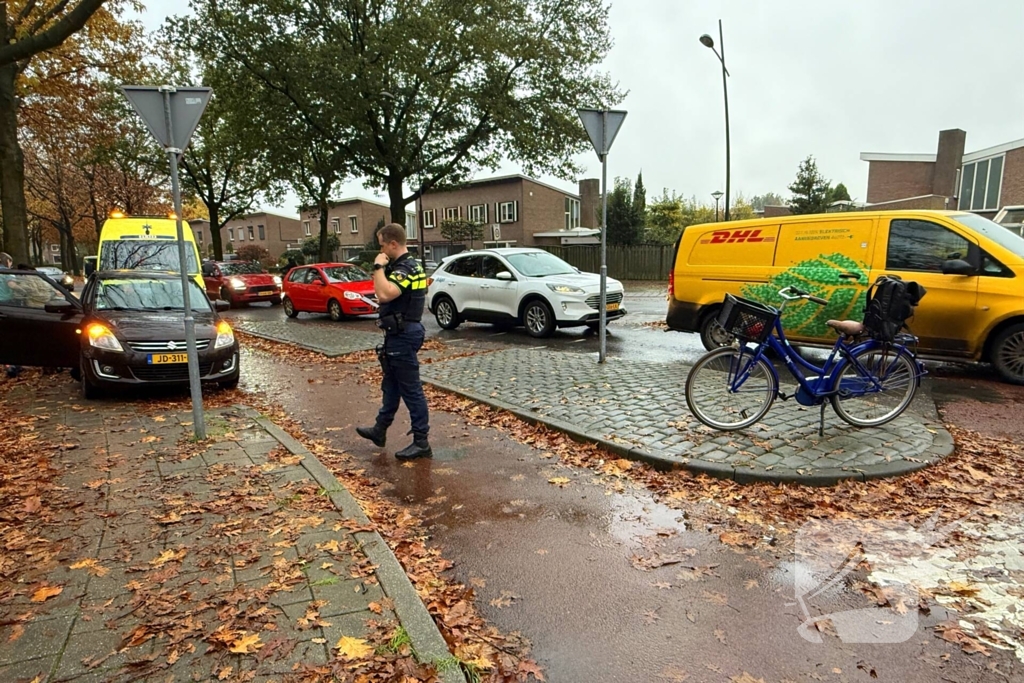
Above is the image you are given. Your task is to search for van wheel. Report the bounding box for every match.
[991,323,1024,385]
[699,308,734,351]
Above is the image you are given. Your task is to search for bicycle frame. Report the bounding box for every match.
[726,308,922,404]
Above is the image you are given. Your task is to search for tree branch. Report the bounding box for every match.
[0,0,108,67]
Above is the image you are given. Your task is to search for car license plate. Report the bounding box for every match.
[259,290,273,296]
[148,353,188,364]
[606,302,620,311]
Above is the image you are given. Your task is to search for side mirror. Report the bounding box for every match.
[45,300,77,314]
[496,271,513,281]
[942,259,976,276]
[215,300,230,312]
[84,261,96,276]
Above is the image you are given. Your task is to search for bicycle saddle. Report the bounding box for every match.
[826,319,865,337]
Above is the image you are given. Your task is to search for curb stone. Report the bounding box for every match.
[420,379,954,487]
[235,406,465,683]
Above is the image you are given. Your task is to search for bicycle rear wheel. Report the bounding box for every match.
[830,346,918,427]
[685,347,777,431]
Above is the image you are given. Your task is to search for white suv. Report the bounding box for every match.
[427,248,627,338]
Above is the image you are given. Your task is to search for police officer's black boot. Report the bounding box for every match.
[395,432,432,460]
[355,424,387,448]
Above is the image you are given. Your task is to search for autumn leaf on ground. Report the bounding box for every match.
[719,531,756,548]
[31,585,62,602]
[517,659,546,680]
[744,579,758,590]
[548,477,571,487]
[23,496,41,513]
[730,674,766,683]
[490,591,518,608]
[7,625,24,643]
[70,558,109,577]
[217,666,233,680]
[150,549,187,567]
[702,591,729,606]
[335,636,373,660]
[658,665,690,682]
[368,602,383,614]
[644,609,661,625]
[228,632,263,654]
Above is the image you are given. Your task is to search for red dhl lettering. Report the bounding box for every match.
[702,229,773,244]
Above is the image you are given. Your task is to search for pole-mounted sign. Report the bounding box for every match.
[121,85,212,439]
[577,108,627,364]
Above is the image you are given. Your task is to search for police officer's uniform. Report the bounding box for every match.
[359,253,431,458]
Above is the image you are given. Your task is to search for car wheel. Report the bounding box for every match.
[433,296,461,330]
[220,372,240,390]
[80,357,101,400]
[328,299,344,321]
[699,307,734,351]
[270,296,282,306]
[523,299,556,338]
[991,322,1024,385]
[283,297,299,318]
[220,287,236,309]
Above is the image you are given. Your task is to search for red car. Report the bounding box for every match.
[282,263,377,320]
[202,261,282,307]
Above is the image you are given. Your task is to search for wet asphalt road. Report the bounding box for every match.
[223,287,1023,681]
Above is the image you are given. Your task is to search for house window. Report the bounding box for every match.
[258,225,265,240]
[228,228,235,241]
[444,207,461,221]
[498,201,518,223]
[422,209,436,229]
[469,204,487,224]
[406,214,418,240]
[959,156,1004,211]
[565,197,580,230]
[303,221,311,236]
[197,230,203,243]
[349,216,358,233]
[50,244,59,252]
[248,225,254,240]
[331,217,340,234]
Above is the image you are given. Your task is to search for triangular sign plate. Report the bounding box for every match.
[577,108,627,158]
[121,86,212,152]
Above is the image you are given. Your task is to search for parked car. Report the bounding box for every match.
[36,266,75,292]
[0,269,239,398]
[281,263,377,320]
[427,248,627,338]
[202,260,282,307]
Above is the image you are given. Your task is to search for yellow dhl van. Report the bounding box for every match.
[94,214,202,285]
[666,210,1024,384]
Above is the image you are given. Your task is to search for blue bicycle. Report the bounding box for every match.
[685,286,925,434]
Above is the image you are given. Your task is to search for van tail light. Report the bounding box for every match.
[668,270,675,299]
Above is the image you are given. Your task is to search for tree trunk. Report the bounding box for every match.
[67,230,79,275]
[317,198,331,263]
[209,204,223,260]
[0,63,29,264]
[387,179,407,232]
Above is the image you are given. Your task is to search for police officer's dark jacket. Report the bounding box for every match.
[379,253,427,322]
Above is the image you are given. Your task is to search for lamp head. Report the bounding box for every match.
[711,190,724,201]
[699,34,715,48]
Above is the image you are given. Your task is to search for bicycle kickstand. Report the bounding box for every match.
[818,403,826,438]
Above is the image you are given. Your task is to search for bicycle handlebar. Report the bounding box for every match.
[778,286,828,306]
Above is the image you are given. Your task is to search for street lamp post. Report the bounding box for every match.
[700,21,731,221]
[711,190,723,222]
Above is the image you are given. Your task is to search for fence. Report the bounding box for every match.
[538,244,675,281]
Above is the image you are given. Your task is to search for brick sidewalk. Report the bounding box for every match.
[420,348,954,484]
[0,384,459,682]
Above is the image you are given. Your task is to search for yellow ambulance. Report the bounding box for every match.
[666,210,1024,384]
[93,213,203,285]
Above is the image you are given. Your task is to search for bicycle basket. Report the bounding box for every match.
[717,294,778,343]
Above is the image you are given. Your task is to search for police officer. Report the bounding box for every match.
[356,223,432,459]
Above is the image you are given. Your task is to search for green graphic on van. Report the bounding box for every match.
[740,253,868,338]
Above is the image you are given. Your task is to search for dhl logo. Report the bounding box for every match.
[701,229,775,244]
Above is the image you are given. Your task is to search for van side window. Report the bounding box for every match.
[981,251,1013,277]
[886,220,970,272]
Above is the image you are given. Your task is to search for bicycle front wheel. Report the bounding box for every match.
[830,346,918,428]
[685,347,777,431]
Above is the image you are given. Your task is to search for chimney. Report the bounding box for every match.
[578,179,600,228]
[933,128,966,200]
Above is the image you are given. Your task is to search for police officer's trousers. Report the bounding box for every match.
[376,322,429,435]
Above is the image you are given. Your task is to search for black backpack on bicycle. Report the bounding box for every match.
[862,275,926,342]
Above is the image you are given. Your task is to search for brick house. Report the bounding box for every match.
[861,129,1024,218]
[298,199,417,261]
[189,212,302,260]
[417,175,599,260]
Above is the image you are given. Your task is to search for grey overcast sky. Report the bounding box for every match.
[133,0,1024,216]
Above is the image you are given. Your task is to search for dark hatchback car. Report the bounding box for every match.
[0,269,239,398]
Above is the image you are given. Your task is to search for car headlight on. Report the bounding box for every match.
[86,323,123,352]
[343,290,361,300]
[214,320,235,349]
[230,277,247,291]
[546,283,585,294]
[272,275,282,286]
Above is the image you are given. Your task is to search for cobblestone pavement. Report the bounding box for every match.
[0,385,458,682]
[235,319,382,356]
[420,348,954,484]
